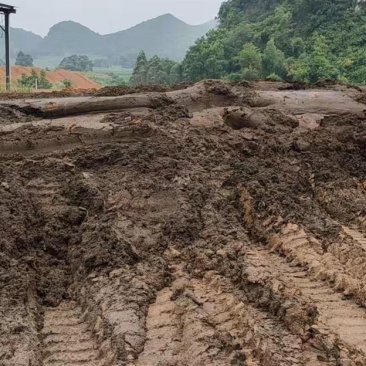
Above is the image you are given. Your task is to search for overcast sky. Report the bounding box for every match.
[9,0,223,36]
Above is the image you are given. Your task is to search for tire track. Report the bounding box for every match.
[136,269,311,365]
[239,232,366,366]
[42,301,107,366]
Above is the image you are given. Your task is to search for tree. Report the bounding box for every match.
[146,55,162,84]
[130,51,148,85]
[62,79,73,88]
[15,51,33,67]
[130,52,182,86]
[262,38,286,79]
[149,0,366,84]
[58,55,93,72]
[181,38,206,81]
[239,43,263,80]
[38,70,53,89]
[17,69,53,89]
[110,73,127,86]
[307,34,339,82]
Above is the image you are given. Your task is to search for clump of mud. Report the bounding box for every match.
[0,105,39,125]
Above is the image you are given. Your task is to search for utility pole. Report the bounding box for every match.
[5,11,9,90]
[0,3,16,91]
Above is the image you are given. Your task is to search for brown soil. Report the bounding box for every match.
[1,80,366,366]
[94,82,195,97]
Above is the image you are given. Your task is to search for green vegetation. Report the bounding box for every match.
[58,55,93,72]
[15,51,34,67]
[86,67,132,86]
[17,69,53,89]
[178,0,366,84]
[62,79,73,88]
[129,0,366,85]
[130,51,181,86]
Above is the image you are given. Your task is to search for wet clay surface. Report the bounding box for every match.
[1,80,366,365]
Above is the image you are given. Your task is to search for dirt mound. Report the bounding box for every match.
[1,80,366,365]
[95,84,169,97]
[0,88,97,101]
[95,82,193,97]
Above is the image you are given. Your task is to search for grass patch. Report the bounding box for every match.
[86,67,133,86]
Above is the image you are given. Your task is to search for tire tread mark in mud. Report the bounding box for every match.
[246,245,366,354]
[137,271,305,366]
[41,301,108,366]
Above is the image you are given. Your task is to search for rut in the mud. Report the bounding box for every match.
[2,80,366,366]
[246,246,366,353]
[42,302,108,366]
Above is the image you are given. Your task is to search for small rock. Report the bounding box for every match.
[92,276,104,283]
[317,355,328,362]
[1,182,10,190]
[206,250,214,257]
[309,325,321,334]
[216,249,227,258]
[339,359,352,366]
[10,259,18,267]
[109,268,124,278]
[170,248,181,259]
[94,316,103,333]
[64,162,75,169]
[355,358,365,366]
[293,139,311,152]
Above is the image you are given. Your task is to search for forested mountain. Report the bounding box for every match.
[178,0,366,83]
[8,15,216,67]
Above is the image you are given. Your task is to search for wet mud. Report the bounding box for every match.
[1,80,366,365]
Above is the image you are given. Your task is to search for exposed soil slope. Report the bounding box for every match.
[1,80,366,366]
[0,66,100,89]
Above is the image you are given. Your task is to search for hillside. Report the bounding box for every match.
[10,27,43,56]
[10,14,217,68]
[180,0,366,84]
[40,22,101,57]
[103,14,216,62]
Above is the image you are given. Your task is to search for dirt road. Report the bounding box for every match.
[1,80,366,365]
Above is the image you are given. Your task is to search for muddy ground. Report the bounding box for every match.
[1,80,366,365]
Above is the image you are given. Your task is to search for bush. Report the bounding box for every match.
[62,79,73,88]
[17,69,53,89]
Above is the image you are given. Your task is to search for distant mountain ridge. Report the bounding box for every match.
[9,14,217,67]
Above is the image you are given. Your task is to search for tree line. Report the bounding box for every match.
[130,51,181,86]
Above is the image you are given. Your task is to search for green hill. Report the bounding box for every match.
[9,14,217,68]
[180,0,366,84]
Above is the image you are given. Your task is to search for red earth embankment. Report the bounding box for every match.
[0,66,100,89]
